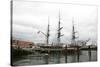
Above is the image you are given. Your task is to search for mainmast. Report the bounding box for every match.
[71,18,77,46]
[46,17,50,45]
[57,10,63,46]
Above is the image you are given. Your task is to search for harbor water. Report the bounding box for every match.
[12,50,97,66]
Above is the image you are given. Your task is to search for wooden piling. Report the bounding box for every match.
[65,46,67,63]
[88,46,91,61]
[44,53,49,64]
[77,46,80,62]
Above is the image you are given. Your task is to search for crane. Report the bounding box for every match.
[37,17,50,45]
[37,31,47,37]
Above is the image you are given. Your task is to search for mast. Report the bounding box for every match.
[37,17,50,46]
[57,10,63,46]
[71,17,77,46]
[46,17,50,45]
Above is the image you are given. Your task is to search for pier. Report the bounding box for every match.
[18,45,97,54]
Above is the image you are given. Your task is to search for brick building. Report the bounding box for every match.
[12,39,36,49]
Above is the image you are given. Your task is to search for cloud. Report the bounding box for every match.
[12,0,97,43]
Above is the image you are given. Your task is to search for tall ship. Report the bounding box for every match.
[38,11,90,49]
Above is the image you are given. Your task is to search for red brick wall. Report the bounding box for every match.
[12,40,36,48]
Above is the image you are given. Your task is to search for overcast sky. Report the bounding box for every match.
[12,0,98,44]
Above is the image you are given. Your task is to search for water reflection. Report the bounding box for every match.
[12,50,97,66]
